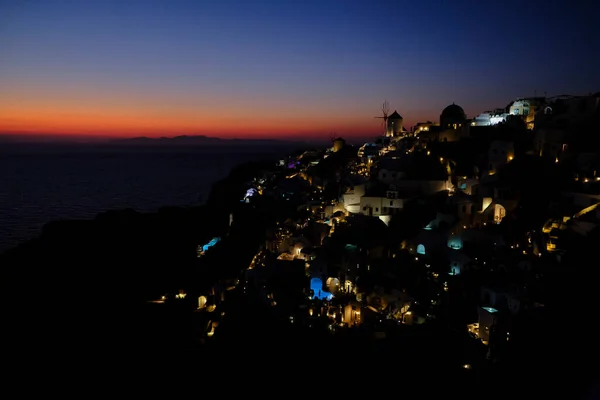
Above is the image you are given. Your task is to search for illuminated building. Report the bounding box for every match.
[386,110,405,137]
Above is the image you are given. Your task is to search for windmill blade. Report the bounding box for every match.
[382,100,390,116]
[375,100,391,136]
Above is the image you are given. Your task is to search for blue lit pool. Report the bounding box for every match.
[310,278,333,300]
[202,237,221,252]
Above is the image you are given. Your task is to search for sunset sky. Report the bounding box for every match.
[1,0,599,141]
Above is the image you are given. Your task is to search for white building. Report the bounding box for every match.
[342,183,367,214]
[471,109,509,126]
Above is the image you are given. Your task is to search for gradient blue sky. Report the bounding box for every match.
[1,0,599,140]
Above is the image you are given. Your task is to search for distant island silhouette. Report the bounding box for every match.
[109,135,302,146]
[0,133,330,147]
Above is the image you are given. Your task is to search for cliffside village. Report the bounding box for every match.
[180,93,599,368]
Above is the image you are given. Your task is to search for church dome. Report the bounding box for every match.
[440,104,466,121]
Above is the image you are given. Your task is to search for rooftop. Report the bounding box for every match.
[389,110,403,119]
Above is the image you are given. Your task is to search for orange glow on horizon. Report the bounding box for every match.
[0,88,430,140]
[0,109,395,140]
[0,114,382,139]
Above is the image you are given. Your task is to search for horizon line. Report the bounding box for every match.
[0,132,376,145]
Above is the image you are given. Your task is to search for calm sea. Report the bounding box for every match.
[0,143,294,252]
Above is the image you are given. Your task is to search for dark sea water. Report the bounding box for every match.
[0,144,293,252]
